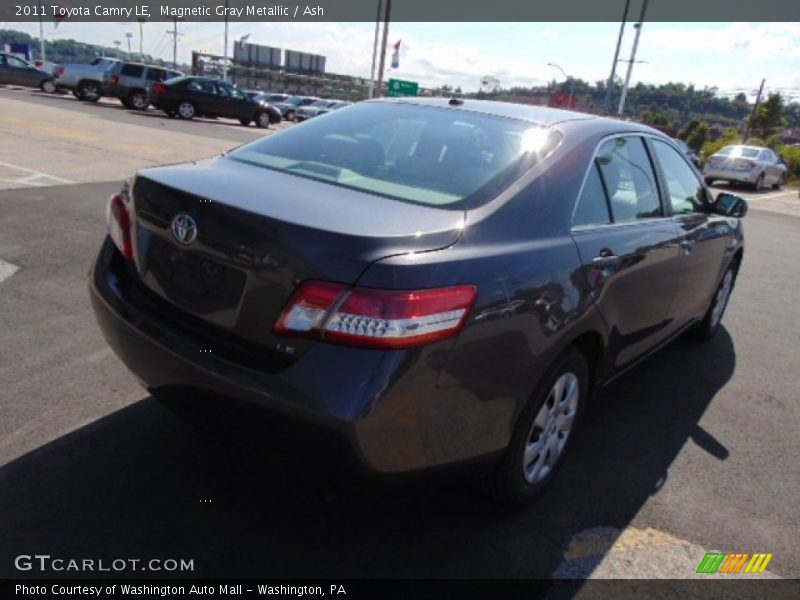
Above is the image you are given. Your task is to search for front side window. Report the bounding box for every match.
[228,102,562,208]
[7,56,28,69]
[596,136,661,222]
[651,139,708,215]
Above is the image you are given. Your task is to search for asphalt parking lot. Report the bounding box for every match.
[1,85,799,583]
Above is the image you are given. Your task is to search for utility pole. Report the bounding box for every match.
[38,13,46,62]
[743,78,766,142]
[222,0,229,81]
[114,40,121,59]
[137,18,145,60]
[368,0,383,99]
[617,0,649,116]
[125,33,132,56]
[167,18,183,69]
[375,0,392,98]
[604,0,631,113]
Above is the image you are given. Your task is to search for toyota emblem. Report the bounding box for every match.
[171,213,198,245]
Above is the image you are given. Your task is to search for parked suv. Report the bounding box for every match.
[102,62,183,110]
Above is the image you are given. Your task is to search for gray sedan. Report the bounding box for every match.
[0,52,57,93]
[703,144,787,190]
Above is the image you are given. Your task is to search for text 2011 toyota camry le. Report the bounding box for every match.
[89,98,747,504]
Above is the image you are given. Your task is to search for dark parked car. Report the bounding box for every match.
[150,76,281,127]
[90,99,747,504]
[101,61,183,110]
[0,52,57,93]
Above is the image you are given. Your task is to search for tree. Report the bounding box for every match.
[685,120,710,151]
[750,93,787,137]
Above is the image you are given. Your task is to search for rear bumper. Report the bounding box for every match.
[703,167,759,183]
[88,238,507,476]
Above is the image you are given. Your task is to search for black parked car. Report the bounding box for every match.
[90,99,747,504]
[0,52,57,93]
[150,76,281,127]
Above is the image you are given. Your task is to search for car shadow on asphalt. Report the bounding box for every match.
[0,329,735,580]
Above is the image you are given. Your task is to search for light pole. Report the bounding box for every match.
[547,62,574,106]
[368,0,383,98]
[113,40,121,59]
[137,18,145,60]
[125,33,133,56]
[604,0,631,113]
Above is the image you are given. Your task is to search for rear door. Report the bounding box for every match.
[571,134,684,369]
[648,137,734,325]
[185,79,220,114]
[215,82,252,120]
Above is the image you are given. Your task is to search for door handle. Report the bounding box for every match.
[592,250,620,268]
[680,239,695,253]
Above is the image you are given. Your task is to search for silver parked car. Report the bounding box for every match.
[703,144,787,190]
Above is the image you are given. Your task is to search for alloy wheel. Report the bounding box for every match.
[178,102,195,119]
[523,372,579,484]
[710,269,734,329]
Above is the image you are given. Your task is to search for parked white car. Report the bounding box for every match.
[703,144,787,190]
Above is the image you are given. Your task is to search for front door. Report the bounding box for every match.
[571,135,683,370]
[648,138,734,325]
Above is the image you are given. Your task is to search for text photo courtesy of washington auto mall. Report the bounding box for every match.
[1,0,800,598]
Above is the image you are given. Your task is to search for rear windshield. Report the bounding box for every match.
[718,145,760,158]
[228,102,561,208]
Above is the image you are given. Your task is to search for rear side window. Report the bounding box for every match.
[145,68,165,81]
[596,136,661,222]
[187,79,217,93]
[228,102,562,208]
[120,64,144,77]
[573,164,611,227]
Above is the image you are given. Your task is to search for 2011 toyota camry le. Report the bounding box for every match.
[89,98,747,504]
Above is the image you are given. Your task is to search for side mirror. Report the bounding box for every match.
[714,192,748,218]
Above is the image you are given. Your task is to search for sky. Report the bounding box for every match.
[4,21,800,101]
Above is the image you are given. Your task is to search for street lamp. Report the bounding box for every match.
[125,32,133,56]
[547,62,574,104]
[113,40,121,59]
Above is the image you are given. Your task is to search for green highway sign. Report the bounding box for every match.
[388,78,419,97]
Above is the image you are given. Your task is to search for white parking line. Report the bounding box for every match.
[0,160,74,185]
[0,258,19,284]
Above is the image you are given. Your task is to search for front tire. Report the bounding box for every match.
[176,101,196,120]
[753,173,765,191]
[40,79,57,94]
[482,347,588,505]
[254,111,271,129]
[691,263,737,342]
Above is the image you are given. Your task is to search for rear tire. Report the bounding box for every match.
[176,101,196,120]
[690,262,738,342]
[482,347,588,505]
[128,90,148,110]
[40,79,56,94]
[77,80,100,102]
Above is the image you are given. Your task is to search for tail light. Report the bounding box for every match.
[275,280,477,349]
[105,184,133,260]
[152,83,167,94]
[110,74,119,85]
